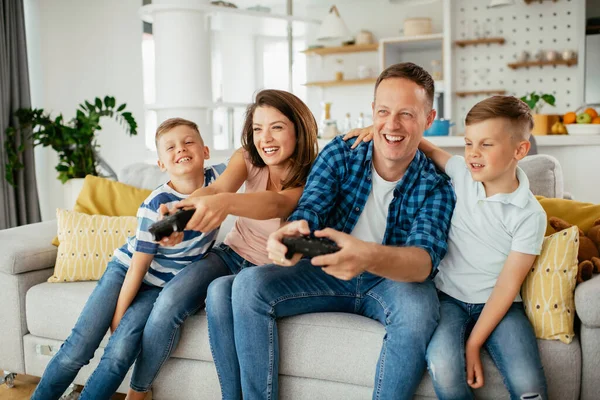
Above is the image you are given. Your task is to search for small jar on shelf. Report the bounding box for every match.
[334,59,344,81]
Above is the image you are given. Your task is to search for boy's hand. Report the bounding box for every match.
[157,204,184,246]
[342,125,374,149]
[176,194,228,233]
[110,314,122,334]
[465,339,485,389]
[266,220,310,267]
[311,228,369,280]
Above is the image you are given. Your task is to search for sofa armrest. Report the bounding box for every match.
[0,220,57,275]
[575,274,600,327]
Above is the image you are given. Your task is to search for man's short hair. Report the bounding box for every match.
[374,62,435,110]
[465,96,534,141]
[155,118,202,148]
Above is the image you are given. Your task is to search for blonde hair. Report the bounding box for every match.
[465,96,533,141]
[155,118,203,148]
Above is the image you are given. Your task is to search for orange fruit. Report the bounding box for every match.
[563,112,577,124]
[584,108,599,119]
[592,117,600,124]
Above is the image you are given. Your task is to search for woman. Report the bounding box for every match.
[126,89,318,400]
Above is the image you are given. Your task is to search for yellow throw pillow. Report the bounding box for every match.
[52,175,152,246]
[521,225,579,344]
[536,196,600,236]
[49,209,137,282]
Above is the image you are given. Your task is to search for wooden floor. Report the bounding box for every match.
[0,374,139,399]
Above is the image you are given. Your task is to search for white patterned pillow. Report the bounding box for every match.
[521,225,579,344]
[49,209,137,282]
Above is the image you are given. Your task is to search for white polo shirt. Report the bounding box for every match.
[434,156,547,304]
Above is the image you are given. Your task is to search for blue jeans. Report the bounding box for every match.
[224,259,439,400]
[32,255,230,400]
[205,244,256,400]
[128,250,230,392]
[425,292,548,400]
[31,261,160,400]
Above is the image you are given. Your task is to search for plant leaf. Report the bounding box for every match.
[541,94,556,106]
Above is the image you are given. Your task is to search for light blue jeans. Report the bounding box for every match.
[31,255,229,400]
[425,291,548,400]
[205,244,257,400]
[212,259,439,400]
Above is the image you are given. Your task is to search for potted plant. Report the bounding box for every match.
[520,92,558,135]
[4,96,137,187]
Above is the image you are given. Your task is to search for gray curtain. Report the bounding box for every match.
[0,0,41,229]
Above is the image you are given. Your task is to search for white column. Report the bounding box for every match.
[148,0,214,147]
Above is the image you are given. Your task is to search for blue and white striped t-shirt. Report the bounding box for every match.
[113,163,226,287]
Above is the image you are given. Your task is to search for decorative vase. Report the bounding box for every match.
[63,178,86,210]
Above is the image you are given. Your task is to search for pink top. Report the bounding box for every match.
[224,151,282,266]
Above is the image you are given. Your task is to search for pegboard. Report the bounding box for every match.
[452,0,582,133]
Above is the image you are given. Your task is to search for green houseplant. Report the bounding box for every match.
[4,96,137,185]
[520,92,558,135]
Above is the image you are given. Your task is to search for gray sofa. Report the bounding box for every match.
[1,154,599,399]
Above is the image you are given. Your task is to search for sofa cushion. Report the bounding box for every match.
[519,154,564,199]
[537,196,600,236]
[522,226,579,344]
[52,175,152,246]
[50,210,138,282]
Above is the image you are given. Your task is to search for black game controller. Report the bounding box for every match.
[282,236,341,259]
[148,208,196,242]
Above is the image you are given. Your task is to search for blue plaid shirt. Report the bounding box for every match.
[288,136,455,276]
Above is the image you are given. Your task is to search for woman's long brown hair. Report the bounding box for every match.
[241,89,318,190]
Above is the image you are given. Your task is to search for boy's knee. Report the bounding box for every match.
[426,352,465,390]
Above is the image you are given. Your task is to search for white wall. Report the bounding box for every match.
[24,0,149,221]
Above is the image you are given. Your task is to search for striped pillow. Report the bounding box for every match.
[49,209,137,282]
[521,225,579,344]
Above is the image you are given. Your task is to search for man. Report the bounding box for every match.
[230,62,455,399]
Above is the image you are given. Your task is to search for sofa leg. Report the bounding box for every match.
[1,371,16,388]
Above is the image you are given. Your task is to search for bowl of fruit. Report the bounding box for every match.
[564,105,600,135]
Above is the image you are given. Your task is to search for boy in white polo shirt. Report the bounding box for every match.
[420,96,548,400]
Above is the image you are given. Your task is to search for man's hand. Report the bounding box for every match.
[311,228,371,280]
[266,220,311,267]
[157,204,184,247]
[176,194,229,233]
[342,125,374,149]
[465,339,485,389]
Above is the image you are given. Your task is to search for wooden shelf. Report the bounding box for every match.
[301,43,378,56]
[507,59,577,69]
[456,90,506,98]
[303,78,377,88]
[454,37,505,47]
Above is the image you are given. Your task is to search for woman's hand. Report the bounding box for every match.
[175,193,230,234]
[342,125,374,149]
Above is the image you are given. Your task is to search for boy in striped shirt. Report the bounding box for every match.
[31,117,226,400]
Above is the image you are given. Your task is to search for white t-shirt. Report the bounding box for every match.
[434,156,547,304]
[351,164,399,244]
